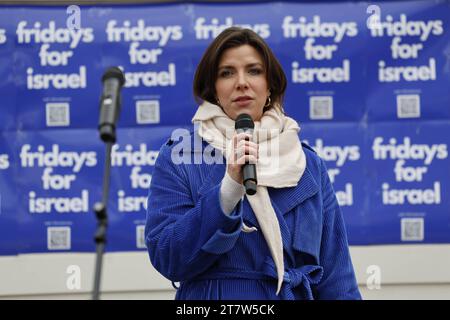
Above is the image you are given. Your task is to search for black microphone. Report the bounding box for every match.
[98,67,125,143]
[235,113,257,195]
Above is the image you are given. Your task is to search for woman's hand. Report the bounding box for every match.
[227,132,259,184]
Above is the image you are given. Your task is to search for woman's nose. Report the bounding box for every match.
[236,72,249,90]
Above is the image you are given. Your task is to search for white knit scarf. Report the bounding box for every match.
[192,101,306,295]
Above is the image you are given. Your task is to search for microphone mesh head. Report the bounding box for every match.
[235,113,254,130]
[102,67,125,87]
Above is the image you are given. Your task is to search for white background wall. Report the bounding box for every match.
[1,244,449,300]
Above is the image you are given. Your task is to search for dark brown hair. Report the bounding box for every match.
[193,27,287,112]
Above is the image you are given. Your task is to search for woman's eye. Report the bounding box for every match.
[249,68,263,75]
[219,70,232,77]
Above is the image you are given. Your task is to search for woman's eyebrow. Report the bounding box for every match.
[246,63,264,68]
[218,62,263,69]
[218,65,234,70]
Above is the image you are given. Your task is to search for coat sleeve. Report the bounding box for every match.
[145,143,243,282]
[314,159,362,300]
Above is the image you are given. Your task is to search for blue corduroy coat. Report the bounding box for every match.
[145,130,361,300]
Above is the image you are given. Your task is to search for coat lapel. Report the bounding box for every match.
[268,166,320,264]
[267,166,319,216]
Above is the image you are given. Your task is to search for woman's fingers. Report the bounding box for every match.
[230,132,258,165]
[235,144,258,159]
[227,132,258,183]
[236,139,258,156]
[235,132,253,142]
[236,154,258,165]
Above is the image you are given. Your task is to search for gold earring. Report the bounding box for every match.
[264,95,272,108]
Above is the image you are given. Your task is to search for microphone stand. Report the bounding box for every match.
[92,140,114,300]
[92,66,124,300]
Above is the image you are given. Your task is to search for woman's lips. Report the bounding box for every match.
[234,99,252,107]
[233,97,253,107]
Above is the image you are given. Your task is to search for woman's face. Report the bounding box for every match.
[215,44,269,122]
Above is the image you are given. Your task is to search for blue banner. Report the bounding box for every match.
[15,129,100,253]
[367,121,450,243]
[0,1,449,255]
[366,1,450,122]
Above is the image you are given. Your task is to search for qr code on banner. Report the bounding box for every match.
[397,94,420,118]
[47,226,71,250]
[136,100,160,124]
[309,96,333,120]
[46,103,70,126]
[136,225,146,249]
[401,218,424,241]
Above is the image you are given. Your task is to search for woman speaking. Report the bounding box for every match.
[145,27,361,300]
